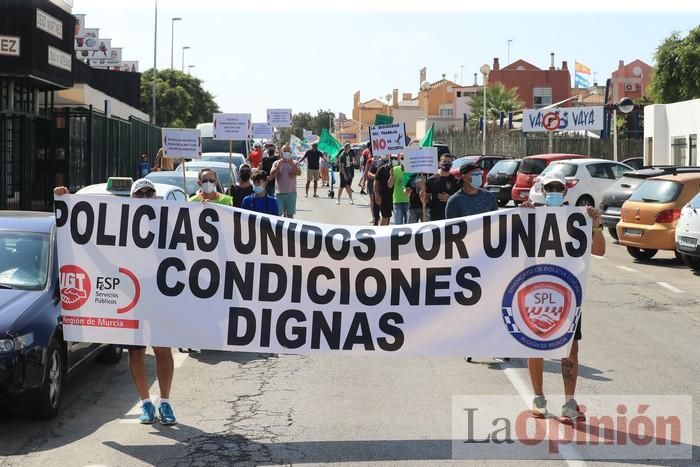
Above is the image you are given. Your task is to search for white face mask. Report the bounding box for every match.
[282,152,291,159]
[201,181,216,194]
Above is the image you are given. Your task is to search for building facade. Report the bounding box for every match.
[609,59,652,104]
[644,99,700,167]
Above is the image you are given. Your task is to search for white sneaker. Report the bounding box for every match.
[349,199,354,205]
[336,200,340,205]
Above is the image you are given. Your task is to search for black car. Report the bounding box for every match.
[0,212,122,418]
[600,167,687,239]
[485,159,522,207]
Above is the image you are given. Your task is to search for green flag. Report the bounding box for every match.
[374,114,394,125]
[419,124,434,147]
[318,129,342,160]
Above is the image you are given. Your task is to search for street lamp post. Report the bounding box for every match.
[152,0,158,125]
[385,93,392,116]
[420,80,431,140]
[187,65,195,75]
[181,46,190,73]
[613,97,634,161]
[480,64,491,155]
[170,17,181,69]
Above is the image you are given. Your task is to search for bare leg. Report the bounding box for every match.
[128,348,150,400]
[562,341,579,400]
[153,346,174,400]
[313,179,318,196]
[305,180,311,195]
[528,357,544,396]
[347,187,354,201]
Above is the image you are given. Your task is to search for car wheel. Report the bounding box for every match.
[575,195,594,207]
[680,253,700,271]
[32,339,64,419]
[626,246,657,261]
[607,227,619,240]
[96,344,123,364]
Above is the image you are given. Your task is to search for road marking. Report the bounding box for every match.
[119,351,189,423]
[498,361,588,467]
[657,282,684,293]
[616,265,637,273]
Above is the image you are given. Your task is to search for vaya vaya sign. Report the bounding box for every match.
[370,123,408,156]
[523,106,604,132]
[54,196,594,358]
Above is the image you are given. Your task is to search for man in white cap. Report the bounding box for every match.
[53,179,177,426]
[248,142,263,169]
[521,171,605,421]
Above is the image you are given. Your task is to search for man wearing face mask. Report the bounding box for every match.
[521,171,605,421]
[260,147,280,196]
[425,154,459,221]
[189,169,233,206]
[241,170,280,215]
[270,145,301,218]
[227,164,254,208]
[445,162,497,219]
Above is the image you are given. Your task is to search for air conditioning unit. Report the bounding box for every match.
[624,83,635,92]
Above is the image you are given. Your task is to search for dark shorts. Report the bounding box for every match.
[379,200,393,218]
[124,345,146,351]
[574,316,582,340]
[340,174,354,188]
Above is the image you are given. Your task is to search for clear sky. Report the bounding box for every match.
[73,0,699,123]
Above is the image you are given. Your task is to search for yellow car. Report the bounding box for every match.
[617,171,700,260]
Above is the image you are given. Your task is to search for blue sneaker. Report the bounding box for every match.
[139,401,156,424]
[158,402,177,425]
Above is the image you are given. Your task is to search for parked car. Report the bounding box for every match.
[617,171,700,260]
[0,212,122,418]
[675,191,700,270]
[145,171,224,197]
[433,141,451,158]
[450,155,512,186]
[77,177,188,201]
[601,167,696,239]
[175,160,239,189]
[485,159,521,207]
[511,153,589,204]
[529,159,632,207]
[200,152,246,169]
[621,157,644,170]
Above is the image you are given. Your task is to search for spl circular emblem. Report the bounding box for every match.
[501,264,582,350]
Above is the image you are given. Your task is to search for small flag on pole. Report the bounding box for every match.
[575,61,592,88]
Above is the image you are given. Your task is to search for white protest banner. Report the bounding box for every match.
[303,129,313,139]
[251,122,274,140]
[523,106,605,132]
[162,128,202,159]
[370,123,407,156]
[267,108,292,128]
[55,197,593,358]
[404,147,438,174]
[213,113,251,141]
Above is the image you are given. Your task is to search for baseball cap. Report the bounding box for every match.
[254,142,262,148]
[459,162,480,174]
[540,172,567,188]
[130,178,156,196]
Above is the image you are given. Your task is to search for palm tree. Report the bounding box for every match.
[469,82,524,126]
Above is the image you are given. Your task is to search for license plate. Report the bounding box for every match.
[679,236,698,248]
[487,187,501,192]
[624,228,643,237]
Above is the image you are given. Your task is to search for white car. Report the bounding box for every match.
[675,191,700,270]
[529,159,633,207]
[77,177,188,201]
[175,160,239,188]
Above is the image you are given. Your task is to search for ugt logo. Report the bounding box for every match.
[59,265,91,311]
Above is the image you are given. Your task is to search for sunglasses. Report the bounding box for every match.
[543,184,565,193]
[201,179,217,184]
[133,189,156,198]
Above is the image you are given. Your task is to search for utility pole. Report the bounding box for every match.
[151,0,157,125]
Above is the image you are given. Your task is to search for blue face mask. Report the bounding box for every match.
[253,185,265,194]
[470,172,483,188]
[545,192,564,207]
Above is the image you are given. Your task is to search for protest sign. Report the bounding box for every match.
[55,197,593,358]
[370,123,407,157]
[252,122,274,140]
[213,113,251,141]
[374,114,394,125]
[161,128,201,159]
[267,108,292,128]
[404,147,438,174]
[523,106,604,132]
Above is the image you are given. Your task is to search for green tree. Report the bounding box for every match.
[649,26,700,103]
[140,68,220,128]
[468,82,524,126]
[277,109,335,143]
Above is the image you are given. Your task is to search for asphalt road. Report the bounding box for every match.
[2,182,699,467]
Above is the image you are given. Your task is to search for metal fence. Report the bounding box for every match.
[436,127,644,161]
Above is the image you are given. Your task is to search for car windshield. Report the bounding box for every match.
[687,192,700,209]
[145,173,200,195]
[520,158,547,175]
[0,232,50,291]
[201,154,245,166]
[491,160,519,174]
[453,157,479,169]
[629,180,682,203]
[541,163,578,178]
[176,165,233,187]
